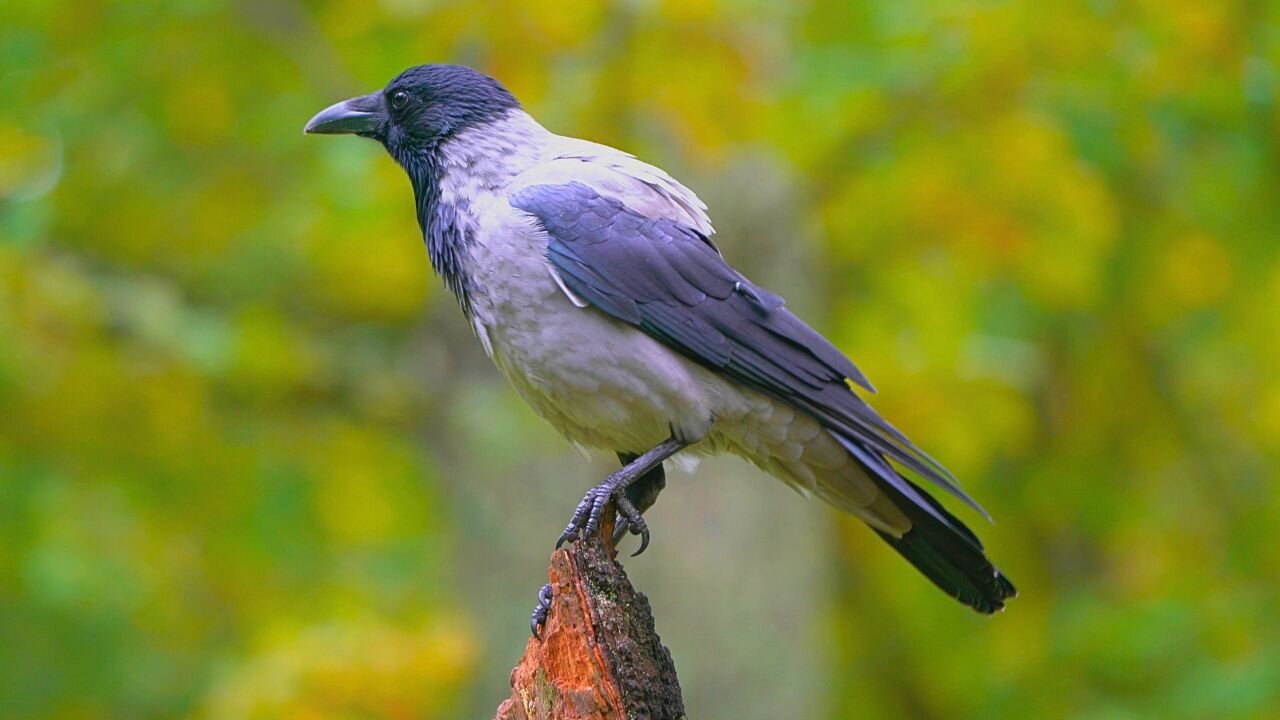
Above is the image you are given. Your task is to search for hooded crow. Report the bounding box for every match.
[305,64,1016,631]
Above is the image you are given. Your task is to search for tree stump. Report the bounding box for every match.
[494,508,684,720]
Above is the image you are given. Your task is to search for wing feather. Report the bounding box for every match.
[510,180,988,521]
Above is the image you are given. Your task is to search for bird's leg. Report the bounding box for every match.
[556,436,687,553]
[610,452,667,553]
[531,436,687,638]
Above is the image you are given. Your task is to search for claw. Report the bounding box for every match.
[530,583,554,639]
[608,514,650,556]
[613,495,650,556]
[560,479,622,550]
[555,492,597,548]
[606,509,650,556]
[559,482,654,554]
[629,517,650,557]
[555,436,686,556]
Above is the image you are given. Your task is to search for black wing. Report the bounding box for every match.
[510,181,989,527]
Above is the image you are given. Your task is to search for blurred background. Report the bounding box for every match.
[2,1,1278,718]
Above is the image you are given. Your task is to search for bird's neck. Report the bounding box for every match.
[402,110,550,315]
[439,110,550,187]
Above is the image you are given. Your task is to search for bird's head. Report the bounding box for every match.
[304,64,519,162]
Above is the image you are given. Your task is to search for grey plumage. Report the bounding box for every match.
[510,180,981,518]
[305,64,1016,614]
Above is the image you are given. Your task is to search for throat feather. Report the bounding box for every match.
[399,146,475,314]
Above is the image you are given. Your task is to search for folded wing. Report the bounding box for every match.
[510,180,987,524]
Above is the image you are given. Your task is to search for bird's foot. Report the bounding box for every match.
[610,510,650,556]
[530,582,553,638]
[555,475,650,556]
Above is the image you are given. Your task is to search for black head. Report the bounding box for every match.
[305,65,518,313]
[304,64,519,155]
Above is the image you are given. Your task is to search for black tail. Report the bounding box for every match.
[873,475,1016,613]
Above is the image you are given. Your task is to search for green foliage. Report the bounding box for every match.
[1,1,1277,718]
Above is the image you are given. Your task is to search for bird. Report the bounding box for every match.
[304,64,1016,633]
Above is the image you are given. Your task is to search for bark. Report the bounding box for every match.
[494,509,684,720]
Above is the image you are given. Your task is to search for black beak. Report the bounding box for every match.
[304,92,384,135]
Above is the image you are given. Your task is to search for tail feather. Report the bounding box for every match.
[831,430,1016,613]
[873,475,1016,613]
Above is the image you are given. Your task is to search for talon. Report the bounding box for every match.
[613,495,651,556]
[530,583,553,639]
[555,441,681,554]
[556,493,597,548]
[629,516,650,557]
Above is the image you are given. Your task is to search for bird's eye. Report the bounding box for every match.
[390,91,410,110]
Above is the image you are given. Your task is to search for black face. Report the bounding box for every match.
[304,64,520,152]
